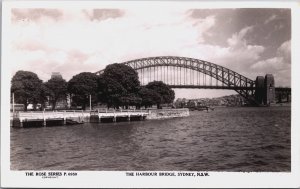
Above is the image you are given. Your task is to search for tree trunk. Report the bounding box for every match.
[24,101,28,112]
[52,100,57,110]
[41,102,45,111]
[157,103,161,109]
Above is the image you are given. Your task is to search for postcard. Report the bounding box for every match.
[1,0,300,188]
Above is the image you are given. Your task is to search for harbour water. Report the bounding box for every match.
[11,106,291,171]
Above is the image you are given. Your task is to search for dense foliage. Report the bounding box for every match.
[68,72,98,109]
[138,87,161,108]
[98,63,141,108]
[11,71,43,111]
[45,77,68,110]
[145,81,175,108]
[11,65,176,111]
[101,63,140,94]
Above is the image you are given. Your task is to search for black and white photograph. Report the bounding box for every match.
[1,1,299,188]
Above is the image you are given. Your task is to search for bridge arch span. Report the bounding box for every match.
[96,56,256,103]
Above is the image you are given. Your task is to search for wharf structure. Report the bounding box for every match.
[11,109,189,128]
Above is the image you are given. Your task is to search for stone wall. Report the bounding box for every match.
[255,74,275,106]
[264,74,275,105]
[147,108,190,120]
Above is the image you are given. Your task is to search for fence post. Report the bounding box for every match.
[113,109,116,122]
[63,110,66,125]
[43,110,46,127]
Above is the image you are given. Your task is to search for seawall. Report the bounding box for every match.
[147,108,190,120]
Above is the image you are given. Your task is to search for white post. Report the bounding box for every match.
[43,110,46,127]
[63,110,66,125]
[12,93,15,113]
[89,94,92,112]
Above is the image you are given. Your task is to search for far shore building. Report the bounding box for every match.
[51,72,63,79]
[46,72,68,110]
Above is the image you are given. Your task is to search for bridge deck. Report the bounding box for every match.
[143,85,290,91]
[158,85,254,90]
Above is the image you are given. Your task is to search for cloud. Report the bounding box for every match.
[192,26,265,73]
[277,40,291,63]
[83,9,124,21]
[264,14,277,24]
[250,40,291,86]
[251,56,285,71]
[191,15,216,42]
[251,40,290,70]
[9,8,289,91]
[12,8,63,22]
[227,26,253,48]
[275,23,284,31]
[250,56,290,87]
[10,8,218,81]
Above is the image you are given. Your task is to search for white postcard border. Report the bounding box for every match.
[1,1,300,188]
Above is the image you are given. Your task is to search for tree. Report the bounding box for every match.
[98,63,140,108]
[120,93,142,109]
[68,72,98,110]
[145,81,175,108]
[45,77,68,110]
[38,83,51,110]
[98,75,126,108]
[101,63,140,94]
[11,71,43,111]
[138,87,161,108]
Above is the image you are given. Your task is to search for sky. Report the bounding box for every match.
[9,8,291,99]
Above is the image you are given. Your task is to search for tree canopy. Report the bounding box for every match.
[98,63,141,108]
[68,72,98,109]
[138,87,161,108]
[45,77,68,110]
[98,76,126,108]
[11,71,43,111]
[121,93,142,109]
[39,83,51,110]
[11,66,177,111]
[145,81,175,108]
[101,63,140,94]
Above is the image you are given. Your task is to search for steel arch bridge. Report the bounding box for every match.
[95,56,276,105]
